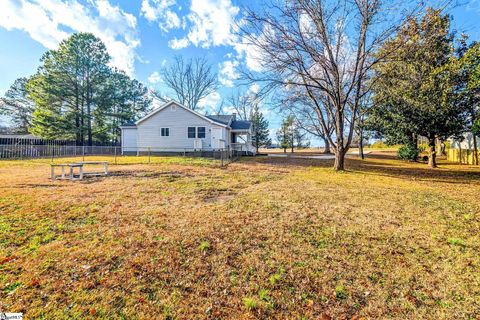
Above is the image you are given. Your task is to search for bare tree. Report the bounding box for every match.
[161,56,218,111]
[226,89,261,120]
[240,0,425,170]
[276,89,334,153]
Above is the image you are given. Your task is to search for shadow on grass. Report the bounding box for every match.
[254,153,480,184]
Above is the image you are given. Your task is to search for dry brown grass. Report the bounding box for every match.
[0,154,479,319]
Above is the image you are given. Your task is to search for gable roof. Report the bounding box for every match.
[135,101,228,127]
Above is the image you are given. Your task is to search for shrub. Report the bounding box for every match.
[398,144,419,161]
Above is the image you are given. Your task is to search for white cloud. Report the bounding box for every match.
[186,0,239,47]
[166,0,240,49]
[218,59,239,87]
[233,33,267,73]
[0,0,140,75]
[141,0,263,76]
[141,0,181,32]
[198,91,221,111]
[147,71,162,84]
[248,83,260,94]
[168,37,190,50]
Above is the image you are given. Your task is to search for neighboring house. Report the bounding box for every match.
[120,101,255,155]
[447,132,480,164]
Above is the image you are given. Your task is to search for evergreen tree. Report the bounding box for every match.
[250,104,271,152]
[276,116,292,153]
[27,32,151,145]
[370,9,467,167]
[94,70,151,145]
[28,33,111,144]
[276,115,310,153]
[0,77,35,133]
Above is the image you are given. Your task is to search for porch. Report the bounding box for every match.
[230,130,256,154]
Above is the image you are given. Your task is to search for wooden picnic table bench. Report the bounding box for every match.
[50,163,84,180]
[75,161,109,176]
[50,161,109,180]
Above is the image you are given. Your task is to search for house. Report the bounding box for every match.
[447,132,480,164]
[120,101,256,155]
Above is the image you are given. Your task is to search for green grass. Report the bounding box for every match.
[0,154,479,318]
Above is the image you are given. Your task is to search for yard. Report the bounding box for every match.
[0,154,479,319]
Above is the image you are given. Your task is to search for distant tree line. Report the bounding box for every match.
[0,33,151,146]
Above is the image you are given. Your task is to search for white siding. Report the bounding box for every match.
[450,133,480,150]
[136,103,227,150]
[121,128,137,153]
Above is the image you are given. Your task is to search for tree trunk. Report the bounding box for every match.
[410,133,418,150]
[87,85,93,147]
[323,138,331,154]
[359,130,364,160]
[473,134,479,166]
[334,111,346,171]
[428,135,437,168]
[334,148,346,171]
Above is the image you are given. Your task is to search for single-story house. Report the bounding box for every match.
[120,101,255,155]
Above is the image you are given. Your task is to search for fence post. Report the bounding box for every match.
[148,147,151,164]
[114,146,117,165]
[82,145,85,162]
[51,142,54,163]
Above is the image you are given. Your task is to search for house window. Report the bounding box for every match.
[197,127,206,138]
[188,127,196,138]
[161,128,170,137]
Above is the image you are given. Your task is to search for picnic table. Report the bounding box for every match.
[50,163,84,180]
[50,161,109,180]
[76,161,109,176]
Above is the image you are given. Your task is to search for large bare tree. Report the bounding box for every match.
[240,0,425,170]
[161,56,218,111]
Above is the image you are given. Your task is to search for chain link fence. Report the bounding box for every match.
[0,144,243,167]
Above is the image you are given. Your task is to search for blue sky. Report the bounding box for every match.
[1,0,480,145]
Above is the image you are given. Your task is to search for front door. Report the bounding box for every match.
[211,127,223,149]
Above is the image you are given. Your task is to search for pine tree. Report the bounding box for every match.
[276,115,309,153]
[27,33,151,145]
[0,77,35,133]
[250,104,271,152]
[276,116,293,153]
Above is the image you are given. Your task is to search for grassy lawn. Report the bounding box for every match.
[0,154,479,319]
